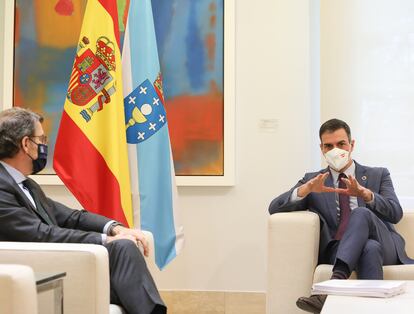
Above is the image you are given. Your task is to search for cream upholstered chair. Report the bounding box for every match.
[267,211,414,314]
[0,264,38,314]
[0,231,155,314]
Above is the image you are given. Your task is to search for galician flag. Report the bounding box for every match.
[122,0,184,269]
[54,0,133,227]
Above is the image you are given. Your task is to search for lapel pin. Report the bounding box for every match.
[362,175,367,181]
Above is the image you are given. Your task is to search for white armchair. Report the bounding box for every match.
[0,264,38,314]
[267,211,414,314]
[0,231,156,314]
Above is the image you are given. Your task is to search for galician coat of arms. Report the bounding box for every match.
[66,36,117,122]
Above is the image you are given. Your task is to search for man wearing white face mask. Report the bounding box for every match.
[269,118,413,313]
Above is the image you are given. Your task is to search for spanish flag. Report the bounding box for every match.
[54,0,133,227]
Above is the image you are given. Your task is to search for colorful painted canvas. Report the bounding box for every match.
[13,0,224,177]
[152,0,224,175]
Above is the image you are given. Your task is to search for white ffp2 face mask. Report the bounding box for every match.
[324,147,349,172]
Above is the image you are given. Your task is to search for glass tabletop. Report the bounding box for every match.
[35,272,66,285]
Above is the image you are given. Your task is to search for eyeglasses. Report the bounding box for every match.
[30,135,48,144]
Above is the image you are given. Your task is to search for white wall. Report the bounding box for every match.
[320,0,414,209]
[0,0,13,108]
[1,0,317,292]
[0,1,5,104]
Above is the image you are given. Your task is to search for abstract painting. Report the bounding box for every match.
[11,0,231,183]
[152,0,224,176]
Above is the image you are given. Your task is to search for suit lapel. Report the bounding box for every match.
[355,162,368,207]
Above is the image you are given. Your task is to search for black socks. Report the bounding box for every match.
[331,258,350,279]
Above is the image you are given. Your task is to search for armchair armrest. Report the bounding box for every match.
[395,211,414,258]
[0,264,37,314]
[0,242,109,314]
[267,211,320,314]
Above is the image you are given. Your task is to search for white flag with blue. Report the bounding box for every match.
[122,0,184,270]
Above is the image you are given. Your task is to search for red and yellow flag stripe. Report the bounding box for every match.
[54,0,133,226]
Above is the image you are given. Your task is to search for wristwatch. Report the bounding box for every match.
[108,222,123,236]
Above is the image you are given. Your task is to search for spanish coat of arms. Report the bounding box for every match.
[66,36,117,122]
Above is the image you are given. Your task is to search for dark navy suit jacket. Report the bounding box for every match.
[269,161,412,264]
[0,163,111,244]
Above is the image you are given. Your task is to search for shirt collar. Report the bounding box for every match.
[329,160,356,183]
[0,161,27,185]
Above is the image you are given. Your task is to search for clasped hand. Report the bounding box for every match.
[298,172,373,202]
[107,226,150,257]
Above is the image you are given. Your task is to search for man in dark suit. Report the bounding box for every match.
[269,118,413,313]
[0,107,166,314]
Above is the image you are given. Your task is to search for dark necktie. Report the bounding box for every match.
[22,179,54,225]
[334,173,351,240]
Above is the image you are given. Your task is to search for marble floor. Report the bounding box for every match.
[160,291,265,314]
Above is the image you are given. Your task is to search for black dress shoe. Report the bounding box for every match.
[296,294,327,313]
[151,304,167,314]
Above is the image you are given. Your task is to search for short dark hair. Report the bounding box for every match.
[0,107,43,159]
[319,118,351,142]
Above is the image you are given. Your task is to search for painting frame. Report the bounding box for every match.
[0,0,235,186]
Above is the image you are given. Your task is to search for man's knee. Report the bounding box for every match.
[351,207,371,219]
[106,239,145,261]
[349,207,376,226]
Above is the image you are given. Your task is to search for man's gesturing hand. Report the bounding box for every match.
[297,173,336,197]
[335,175,373,202]
[107,226,149,257]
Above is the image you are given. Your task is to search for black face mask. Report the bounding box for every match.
[31,143,48,174]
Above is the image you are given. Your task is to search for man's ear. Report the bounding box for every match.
[350,139,355,152]
[20,136,30,154]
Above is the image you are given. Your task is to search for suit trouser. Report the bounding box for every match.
[104,239,166,314]
[325,207,399,279]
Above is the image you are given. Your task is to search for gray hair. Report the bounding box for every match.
[0,107,43,159]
